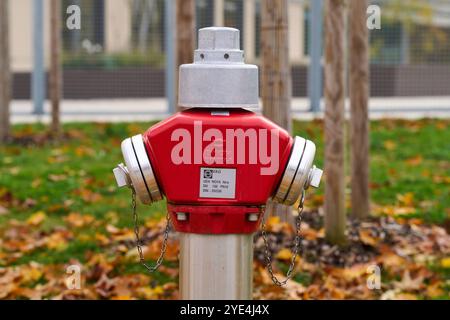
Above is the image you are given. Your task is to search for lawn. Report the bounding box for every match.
[0,119,449,299]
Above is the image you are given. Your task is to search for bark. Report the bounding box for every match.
[324,0,347,245]
[0,0,10,143]
[349,0,370,219]
[50,0,62,139]
[261,0,293,223]
[176,0,195,111]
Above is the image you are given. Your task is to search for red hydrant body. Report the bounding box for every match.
[142,108,293,234]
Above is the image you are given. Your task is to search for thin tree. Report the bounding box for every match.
[260,0,293,222]
[349,0,370,219]
[49,0,62,138]
[176,0,195,111]
[0,0,10,143]
[324,0,346,245]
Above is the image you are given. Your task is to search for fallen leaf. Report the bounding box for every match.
[276,248,293,261]
[383,140,396,150]
[64,212,95,228]
[0,206,9,216]
[45,232,69,251]
[393,270,424,291]
[426,282,444,298]
[394,292,418,300]
[26,211,47,226]
[440,257,450,268]
[405,155,423,166]
[397,193,415,207]
[359,229,380,246]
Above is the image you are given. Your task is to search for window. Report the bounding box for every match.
[62,0,105,53]
[304,6,310,56]
[255,0,261,57]
[196,0,214,30]
[224,0,244,49]
[370,22,402,64]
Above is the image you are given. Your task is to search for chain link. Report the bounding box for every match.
[131,188,171,273]
[261,190,305,286]
[129,183,304,280]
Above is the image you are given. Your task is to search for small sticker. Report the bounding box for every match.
[210,111,230,116]
[199,168,236,199]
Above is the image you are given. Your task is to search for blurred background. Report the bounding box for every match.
[7,0,450,121]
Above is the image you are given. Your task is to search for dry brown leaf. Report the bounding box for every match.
[359,229,380,246]
[64,212,95,228]
[393,270,424,291]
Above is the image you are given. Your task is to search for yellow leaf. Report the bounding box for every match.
[394,293,418,300]
[267,216,281,227]
[397,192,415,206]
[95,233,110,245]
[111,295,132,300]
[426,283,444,298]
[153,286,164,295]
[31,178,42,188]
[20,264,43,284]
[395,207,416,216]
[276,248,293,261]
[440,257,450,268]
[383,140,396,150]
[26,211,47,226]
[405,155,423,166]
[46,233,68,251]
[64,212,95,228]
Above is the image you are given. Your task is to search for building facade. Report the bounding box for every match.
[7,0,450,98]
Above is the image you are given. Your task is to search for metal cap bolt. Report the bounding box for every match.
[113,163,131,188]
[307,165,323,188]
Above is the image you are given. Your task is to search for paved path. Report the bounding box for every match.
[11,96,450,123]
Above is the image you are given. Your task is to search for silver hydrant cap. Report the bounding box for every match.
[178,27,259,109]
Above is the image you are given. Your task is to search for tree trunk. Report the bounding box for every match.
[0,0,10,143]
[176,0,195,111]
[50,0,62,139]
[324,0,346,245]
[349,0,370,219]
[260,0,293,223]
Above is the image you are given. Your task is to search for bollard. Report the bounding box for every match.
[113,27,322,300]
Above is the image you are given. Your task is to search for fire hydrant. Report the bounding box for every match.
[113,27,322,300]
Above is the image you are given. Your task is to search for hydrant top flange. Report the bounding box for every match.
[178,27,259,110]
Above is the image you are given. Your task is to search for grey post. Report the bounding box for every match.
[32,0,45,115]
[165,0,176,114]
[308,0,323,113]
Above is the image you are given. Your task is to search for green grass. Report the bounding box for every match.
[293,119,450,223]
[0,119,449,270]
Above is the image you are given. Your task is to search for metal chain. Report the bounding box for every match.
[261,190,305,286]
[131,188,171,273]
